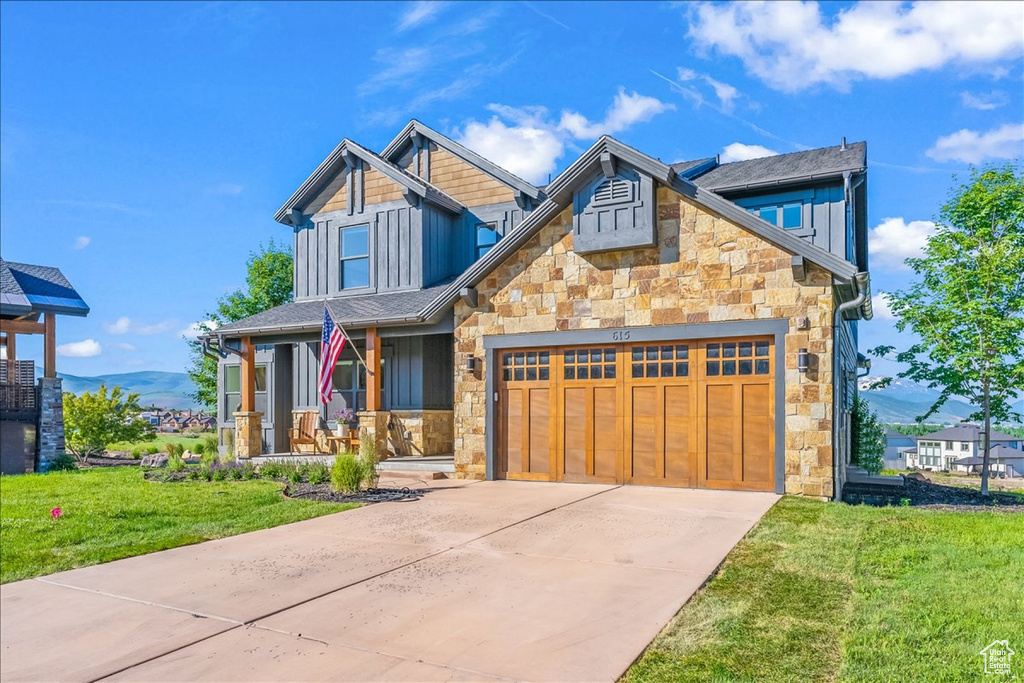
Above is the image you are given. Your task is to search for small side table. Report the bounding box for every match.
[325,435,360,454]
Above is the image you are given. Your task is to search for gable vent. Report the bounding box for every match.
[593,178,632,204]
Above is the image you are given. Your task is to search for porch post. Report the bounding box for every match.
[366,327,381,411]
[3,332,14,384]
[233,335,263,458]
[44,314,56,378]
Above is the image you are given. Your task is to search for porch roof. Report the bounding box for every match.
[212,281,454,337]
[1,258,89,318]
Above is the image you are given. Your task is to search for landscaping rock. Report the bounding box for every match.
[141,454,169,468]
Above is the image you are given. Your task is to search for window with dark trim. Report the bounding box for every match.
[749,202,802,229]
[331,359,366,411]
[224,364,267,417]
[476,223,500,260]
[340,225,370,289]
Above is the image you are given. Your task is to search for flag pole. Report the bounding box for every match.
[324,303,373,375]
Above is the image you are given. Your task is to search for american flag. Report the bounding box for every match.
[318,307,348,405]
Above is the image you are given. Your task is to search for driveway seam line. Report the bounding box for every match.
[33,578,243,625]
[87,625,243,683]
[457,546,706,574]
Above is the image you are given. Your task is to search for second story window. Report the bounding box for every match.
[750,202,802,229]
[476,223,500,260]
[340,225,370,289]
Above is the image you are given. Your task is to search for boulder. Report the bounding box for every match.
[141,453,169,468]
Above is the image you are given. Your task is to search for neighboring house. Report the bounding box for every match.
[914,424,1021,471]
[953,444,1024,477]
[883,428,916,470]
[206,121,872,499]
[0,258,90,474]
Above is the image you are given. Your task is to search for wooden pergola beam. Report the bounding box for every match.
[44,314,56,378]
[0,319,46,335]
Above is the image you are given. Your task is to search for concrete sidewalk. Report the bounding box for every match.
[1,480,777,682]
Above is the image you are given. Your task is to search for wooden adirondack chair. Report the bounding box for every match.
[289,411,319,454]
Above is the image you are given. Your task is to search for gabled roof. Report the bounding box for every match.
[417,135,861,323]
[917,424,1021,443]
[212,282,455,337]
[691,142,867,193]
[954,445,1024,465]
[273,138,465,226]
[381,119,544,202]
[0,258,89,317]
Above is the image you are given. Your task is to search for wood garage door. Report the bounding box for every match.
[498,337,775,491]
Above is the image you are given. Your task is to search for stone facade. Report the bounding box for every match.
[36,377,65,472]
[233,411,264,458]
[388,410,455,456]
[453,185,837,498]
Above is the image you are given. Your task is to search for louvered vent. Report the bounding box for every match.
[593,178,632,205]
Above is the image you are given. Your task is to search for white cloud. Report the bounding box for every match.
[960,90,1009,111]
[457,109,564,184]
[686,1,1024,92]
[868,217,938,270]
[397,1,447,32]
[676,67,741,111]
[73,236,90,250]
[57,339,102,358]
[719,142,779,163]
[105,317,132,334]
[871,292,896,321]
[110,342,136,352]
[180,320,218,339]
[925,123,1024,164]
[558,89,674,139]
[104,317,177,336]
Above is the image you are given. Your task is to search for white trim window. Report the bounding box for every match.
[340,225,370,289]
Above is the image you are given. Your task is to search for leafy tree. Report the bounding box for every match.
[881,423,946,437]
[63,384,155,463]
[186,240,293,409]
[851,396,885,474]
[871,164,1024,494]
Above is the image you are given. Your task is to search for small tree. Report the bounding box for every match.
[186,240,293,410]
[63,384,155,463]
[872,164,1024,494]
[851,396,885,474]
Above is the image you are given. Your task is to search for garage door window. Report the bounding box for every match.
[706,342,770,376]
[631,344,689,378]
[502,350,549,381]
[564,348,616,380]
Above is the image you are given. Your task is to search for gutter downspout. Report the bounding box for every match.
[833,271,871,500]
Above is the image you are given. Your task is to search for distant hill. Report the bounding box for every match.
[858,377,1024,425]
[39,369,200,410]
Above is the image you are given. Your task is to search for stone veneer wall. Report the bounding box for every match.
[37,377,65,472]
[388,410,455,456]
[453,185,837,498]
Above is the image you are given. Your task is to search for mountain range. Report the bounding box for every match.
[858,377,1023,425]
[41,370,201,410]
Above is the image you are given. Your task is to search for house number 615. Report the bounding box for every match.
[612,331,631,341]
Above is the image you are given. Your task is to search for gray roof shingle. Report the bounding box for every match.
[691,142,866,192]
[917,424,1021,443]
[213,281,454,336]
[0,258,89,317]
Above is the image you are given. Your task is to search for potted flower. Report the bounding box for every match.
[330,408,358,437]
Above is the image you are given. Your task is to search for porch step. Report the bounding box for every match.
[379,454,455,474]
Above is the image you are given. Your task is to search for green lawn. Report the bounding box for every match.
[107,432,208,453]
[0,468,355,584]
[625,498,1023,683]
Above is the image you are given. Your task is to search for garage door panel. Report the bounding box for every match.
[629,386,658,480]
[528,389,550,475]
[504,389,524,475]
[742,383,772,485]
[664,386,693,482]
[562,387,587,479]
[593,387,618,480]
[705,384,736,483]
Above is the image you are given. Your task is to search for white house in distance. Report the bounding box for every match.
[883,429,916,470]
[908,424,1022,473]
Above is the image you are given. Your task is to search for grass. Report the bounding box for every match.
[624,498,1024,683]
[0,467,356,584]
[107,433,208,452]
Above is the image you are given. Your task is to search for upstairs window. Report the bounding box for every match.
[750,202,802,229]
[340,225,370,289]
[476,223,500,260]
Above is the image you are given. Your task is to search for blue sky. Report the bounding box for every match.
[1,1,1022,380]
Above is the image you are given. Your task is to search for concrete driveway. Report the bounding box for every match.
[1,480,777,682]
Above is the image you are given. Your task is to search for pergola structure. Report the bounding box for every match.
[0,258,89,473]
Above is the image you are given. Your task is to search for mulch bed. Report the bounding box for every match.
[285,483,425,504]
[900,477,1024,511]
[78,454,140,468]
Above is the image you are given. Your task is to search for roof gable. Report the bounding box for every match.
[0,258,89,317]
[382,120,543,203]
[274,138,464,226]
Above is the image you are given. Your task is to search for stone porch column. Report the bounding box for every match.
[37,377,65,472]
[233,411,263,458]
[357,410,391,460]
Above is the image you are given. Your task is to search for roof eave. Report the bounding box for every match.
[703,167,867,195]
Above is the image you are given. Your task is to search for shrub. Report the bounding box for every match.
[306,463,329,485]
[198,465,214,481]
[147,445,159,454]
[167,454,185,472]
[200,451,218,468]
[228,466,244,480]
[131,447,144,459]
[48,453,78,471]
[331,453,367,493]
[193,443,206,456]
[260,462,284,479]
[212,467,228,481]
[240,463,256,480]
[202,434,219,456]
[288,467,303,484]
[186,468,202,481]
[360,439,380,489]
[852,395,885,475]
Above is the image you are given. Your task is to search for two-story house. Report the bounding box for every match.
[911,424,1022,472]
[206,121,872,500]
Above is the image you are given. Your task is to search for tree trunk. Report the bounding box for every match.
[981,379,991,496]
